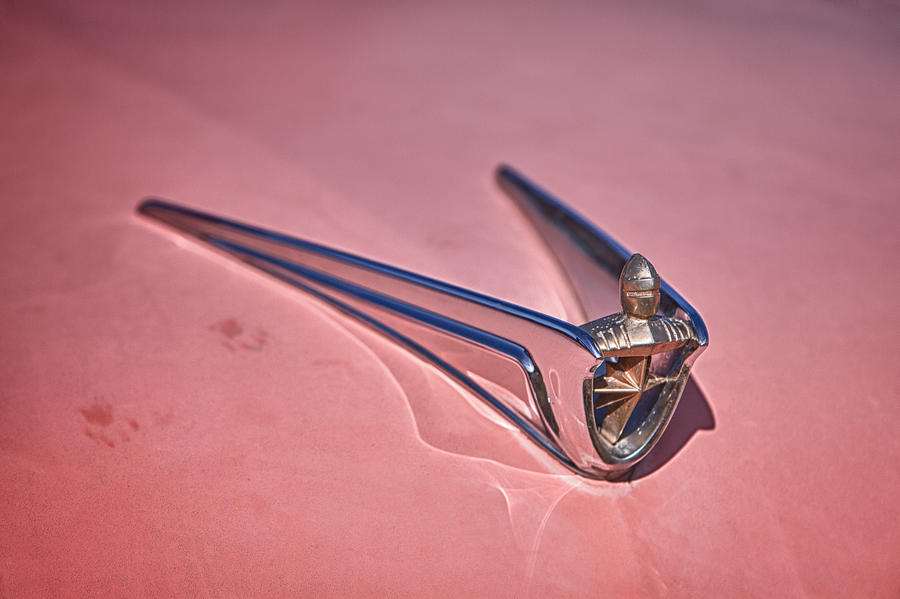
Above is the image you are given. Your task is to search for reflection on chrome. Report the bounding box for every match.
[137,165,708,480]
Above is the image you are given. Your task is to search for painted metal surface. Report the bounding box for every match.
[1,1,898,596]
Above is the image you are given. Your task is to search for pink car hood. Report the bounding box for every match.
[1,1,898,596]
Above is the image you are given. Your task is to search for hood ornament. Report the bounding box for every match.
[584,254,698,446]
[138,165,708,480]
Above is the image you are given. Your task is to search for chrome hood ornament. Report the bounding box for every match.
[138,165,708,479]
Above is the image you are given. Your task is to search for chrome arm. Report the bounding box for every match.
[496,165,708,345]
[496,165,708,461]
[137,165,707,479]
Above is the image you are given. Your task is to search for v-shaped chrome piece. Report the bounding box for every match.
[138,165,708,479]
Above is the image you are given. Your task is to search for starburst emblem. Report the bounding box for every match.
[593,356,666,443]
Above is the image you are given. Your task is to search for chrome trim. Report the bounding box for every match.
[497,165,708,473]
[137,164,708,479]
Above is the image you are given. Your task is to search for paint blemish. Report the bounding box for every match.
[84,428,115,448]
[212,318,243,339]
[80,401,113,427]
[81,402,143,448]
[210,318,269,352]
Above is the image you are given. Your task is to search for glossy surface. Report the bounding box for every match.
[2,1,899,596]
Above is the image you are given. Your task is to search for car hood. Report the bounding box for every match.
[1,1,898,596]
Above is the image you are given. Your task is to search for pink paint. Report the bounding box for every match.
[1,1,898,596]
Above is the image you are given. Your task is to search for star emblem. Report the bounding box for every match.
[593,356,664,443]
